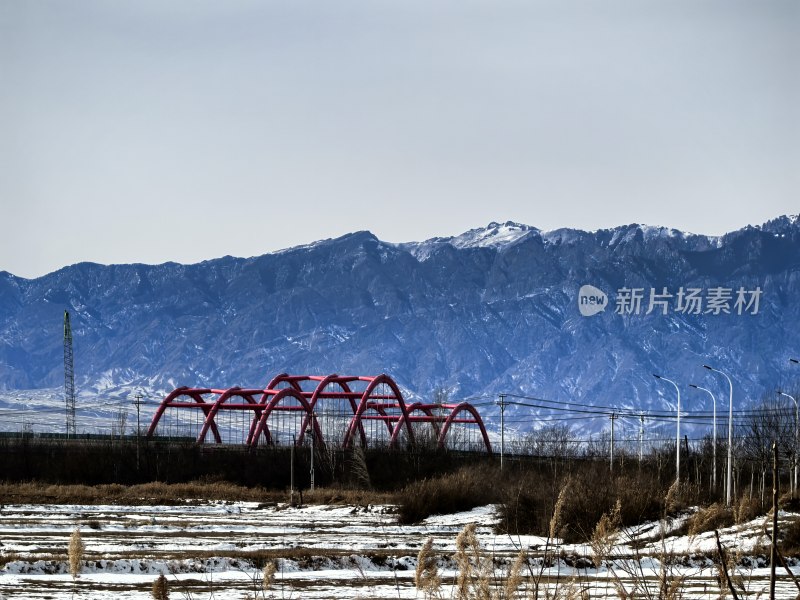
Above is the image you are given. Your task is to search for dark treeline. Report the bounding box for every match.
[0,436,489,490]
[1,432,795,501]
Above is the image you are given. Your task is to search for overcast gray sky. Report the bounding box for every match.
[1,0,797,279]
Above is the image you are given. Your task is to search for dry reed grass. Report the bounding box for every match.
[590,499,621,568]
[454,523,493,600]
[549,476,572,540]
[151,573,169,600]
[68,527,84,579]
[415,537,442,599]
[262,561,276,587]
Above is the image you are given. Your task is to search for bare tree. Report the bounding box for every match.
[524,423,579,460]
[111,408,129,439]
[740,394,793,505]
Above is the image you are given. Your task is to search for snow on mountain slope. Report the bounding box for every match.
[398,221,537,260]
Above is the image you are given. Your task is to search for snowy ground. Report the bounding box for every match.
[1,500,799,599]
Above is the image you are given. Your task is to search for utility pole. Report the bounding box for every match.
[290,434,296,504]
[307,414,315,491]
[639,414,644,464]
[610,413,616,472]
[133,393,143,472]
[498,394,506,471]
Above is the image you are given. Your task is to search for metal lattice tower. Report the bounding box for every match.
[63,310,76,436]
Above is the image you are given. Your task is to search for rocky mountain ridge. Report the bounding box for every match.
[1,215,799,433]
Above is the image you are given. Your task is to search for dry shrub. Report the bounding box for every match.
[779,491,800,512]
[687,503,733,536]
[397,465,499,524]
[663,480,704,517]
[499,484,551,537]
[507,470,664,542]
[663,480,682,515]
[780,517,800,555]
[734,496,761,524]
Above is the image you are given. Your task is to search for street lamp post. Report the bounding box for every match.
[654,374,681,484]
[306,414,316,492]
[497,394,506,471]
[690,384,717,492]
[704,365,734,507]
[133,393,144,473]
[777,390,798,496]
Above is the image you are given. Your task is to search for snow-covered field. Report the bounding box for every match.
[1,499,798,599]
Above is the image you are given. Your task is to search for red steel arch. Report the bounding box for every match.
[395,402,440,442]
[391,401,492,452]
[146,374,492,453]
[297,374,367,447]
[249,388,317,447]
[146,387,224,443]
[341,374,415,449]
[436,402,493,452]
[196,387,262,444]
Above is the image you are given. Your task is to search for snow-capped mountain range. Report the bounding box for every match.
[1,216,799,435]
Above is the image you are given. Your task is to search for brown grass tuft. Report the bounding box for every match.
[780,517,800,555]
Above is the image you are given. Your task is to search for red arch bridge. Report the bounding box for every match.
[146,373,493,453]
